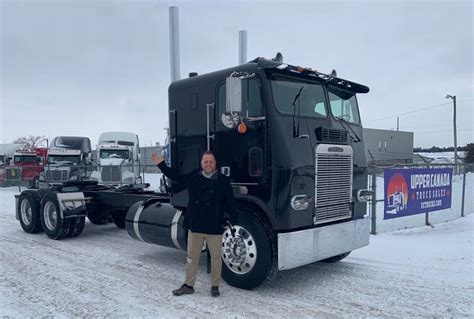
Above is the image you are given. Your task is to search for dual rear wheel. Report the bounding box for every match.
[17,191,85,239]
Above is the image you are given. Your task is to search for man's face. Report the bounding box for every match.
[201,154,217,174]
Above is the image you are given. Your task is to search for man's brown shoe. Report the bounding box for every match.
[211,286,220,297]
[172,284,194,296]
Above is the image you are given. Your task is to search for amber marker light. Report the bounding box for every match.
[238,123,248,134]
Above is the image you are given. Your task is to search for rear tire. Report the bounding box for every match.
[17,191,42,233]
[111,210,126,229]
[40,194,71,240]
[67,217,86,238]
[221,209,276,290]
[319,252,351,263]
[87,204,109,225]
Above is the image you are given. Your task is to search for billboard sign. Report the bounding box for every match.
[384,167,452,219]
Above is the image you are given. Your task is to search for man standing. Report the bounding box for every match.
[151,151,237,297]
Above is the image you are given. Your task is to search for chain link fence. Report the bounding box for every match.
[368,163,473,234]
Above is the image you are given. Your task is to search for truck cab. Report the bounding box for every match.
[90,132,141,185]
[164,57,372,286]
[4,148,47,188]
[41,136,92,187]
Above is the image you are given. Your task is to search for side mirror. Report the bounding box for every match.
[226,76,242,113]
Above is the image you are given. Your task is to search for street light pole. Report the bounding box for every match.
[446,94,458,174]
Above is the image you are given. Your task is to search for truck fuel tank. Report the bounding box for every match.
[125,199,187,250]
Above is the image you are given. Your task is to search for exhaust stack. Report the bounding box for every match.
[169,6,180,82]
[239,30,247,65]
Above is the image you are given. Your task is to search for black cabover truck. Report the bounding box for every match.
[15,57,372,289]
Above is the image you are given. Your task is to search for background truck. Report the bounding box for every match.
[90,132,141,185]
[15,56,372,290]
[0,143,24,185]
[40,136,92,187]
[2,147,47,188]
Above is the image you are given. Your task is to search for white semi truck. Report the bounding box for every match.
[90,132,141,185]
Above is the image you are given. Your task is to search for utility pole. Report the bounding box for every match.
[446,95,458,174]
[397,116,399,131]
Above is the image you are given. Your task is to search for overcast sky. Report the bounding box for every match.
[1,0,472,148]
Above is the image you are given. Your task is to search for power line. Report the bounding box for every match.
[415,128,473,134]
[364,99,473,123]
[398,121,474,130]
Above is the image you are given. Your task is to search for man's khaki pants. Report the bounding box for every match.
[184,230,223,287]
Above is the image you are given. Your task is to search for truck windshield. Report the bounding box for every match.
[328,86,361,124]
[100,149,129,159]
[271,75,327,118]
[48,155,80,164]
[14,155,36,163]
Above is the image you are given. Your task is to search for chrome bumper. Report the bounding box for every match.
[278,216,370,270]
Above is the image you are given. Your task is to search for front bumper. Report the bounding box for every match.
[277,216,369,270]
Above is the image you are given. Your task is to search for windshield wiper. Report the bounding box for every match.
[292,86,304,138]
[335,116,361,143]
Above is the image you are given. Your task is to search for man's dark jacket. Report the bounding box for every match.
[157,161,237,235]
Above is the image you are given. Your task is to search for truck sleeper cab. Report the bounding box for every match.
[126,57,372,289]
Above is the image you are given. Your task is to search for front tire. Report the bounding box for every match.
[40,194,71,240]
[221,209,276,290]
[17,191,42,233]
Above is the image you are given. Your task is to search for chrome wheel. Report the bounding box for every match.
[43,201,58,231]
[222,225,257,275]
[20,199,32,226]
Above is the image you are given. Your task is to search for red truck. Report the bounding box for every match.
[0,148,48,188]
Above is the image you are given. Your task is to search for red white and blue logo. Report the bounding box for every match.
[384,167,452,219]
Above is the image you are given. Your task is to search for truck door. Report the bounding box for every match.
[169,85,217,206]
[214,77,266,185]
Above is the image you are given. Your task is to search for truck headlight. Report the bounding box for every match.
[356,189,373,202]
[291,195,311,211]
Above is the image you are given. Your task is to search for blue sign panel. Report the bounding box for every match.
[384,167,453,220]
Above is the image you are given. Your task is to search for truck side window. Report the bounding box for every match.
[248,147,263,177]
[218,78,263,118]
[328,89,360,124]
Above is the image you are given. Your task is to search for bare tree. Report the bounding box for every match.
[13,135,47,149]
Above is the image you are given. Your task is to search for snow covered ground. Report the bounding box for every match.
[0,187,472,317]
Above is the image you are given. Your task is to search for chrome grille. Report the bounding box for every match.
[45,169,70,182]
[314,144,353,224]
[101,166,121,182]
[5,167,21,181]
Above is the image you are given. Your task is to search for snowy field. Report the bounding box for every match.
[0,187,472,317]
[416,151,466,163]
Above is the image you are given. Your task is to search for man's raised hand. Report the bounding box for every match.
[152,153,164,165]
